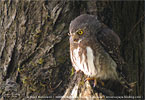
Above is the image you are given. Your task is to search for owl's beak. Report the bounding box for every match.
[68,33,81,43]
[71,35,79,43]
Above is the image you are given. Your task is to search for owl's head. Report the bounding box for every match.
[69,14,101,43]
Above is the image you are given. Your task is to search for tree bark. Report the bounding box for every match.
[0,0,144,100]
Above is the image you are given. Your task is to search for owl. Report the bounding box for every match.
[69,14,124,85]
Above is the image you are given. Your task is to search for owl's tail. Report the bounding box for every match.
[116,58,136,92]
[119,72,136,92]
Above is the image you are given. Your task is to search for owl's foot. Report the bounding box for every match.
[85,77,96,81]
[100,81,104,86]
[85,77,97,87]
[76,70,81,73]
[85,77,104,87]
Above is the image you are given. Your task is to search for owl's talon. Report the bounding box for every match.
[100,81,104,86]
[76,70,81,73]
[85,77,95,82]
[85,78,104,87]
[85,77,98,87]
[93,78,97,87]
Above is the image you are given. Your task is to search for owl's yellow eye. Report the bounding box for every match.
[77,30,83,35]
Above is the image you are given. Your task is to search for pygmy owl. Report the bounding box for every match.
[69,14,122,82]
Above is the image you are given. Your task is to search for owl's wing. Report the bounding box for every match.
[96,24,125,76]
[96,24,134,91]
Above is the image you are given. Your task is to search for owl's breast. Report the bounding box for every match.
[70,46,98,77]
[70,43,118,80]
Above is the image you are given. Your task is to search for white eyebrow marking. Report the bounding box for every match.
[78,39,82,43]
[73,33,75,35]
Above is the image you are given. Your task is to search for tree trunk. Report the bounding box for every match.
[0,0,144,100]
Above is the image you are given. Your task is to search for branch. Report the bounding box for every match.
[61,72,116,100]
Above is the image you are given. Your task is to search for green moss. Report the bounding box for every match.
[33,34,40,38]
[29,86,36,92]
[28,41,33,45]
[79,80,85,86]
[70,67,75,77]
[30,61,37,66]
[38,58,44,65]
[17,65,25,73]
[22,76,29,85]
[17,67,21,72]
[35,29,41,34]
[40,82,46,87]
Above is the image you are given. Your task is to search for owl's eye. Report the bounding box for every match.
[77,30,83,35]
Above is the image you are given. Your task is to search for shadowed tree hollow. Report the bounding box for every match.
[0,0,144,100]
